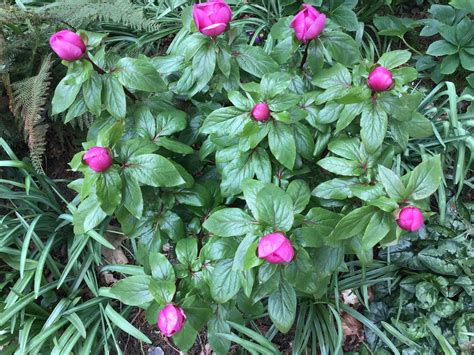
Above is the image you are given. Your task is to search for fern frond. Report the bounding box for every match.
[11,54,52,174]
[59,111,95,131]
[43,0,161,32]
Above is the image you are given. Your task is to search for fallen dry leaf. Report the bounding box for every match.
[101,226,129,264]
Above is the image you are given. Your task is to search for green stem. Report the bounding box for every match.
[300,40,311,71]
[400,36,422,56]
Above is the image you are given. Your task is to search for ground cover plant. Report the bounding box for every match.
[0,0,473,354]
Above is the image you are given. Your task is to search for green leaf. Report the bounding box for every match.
[207,307,231,353]
[312,178,356,200]
[425,321,457,355]
[295,208,342,247]
[149,279,176,305]
[203,208,254,237]
[377,165,406,200]
[361,104,388,153]
[235,45,279,78]
[268,122,296,170]
[426,40,458,56]
[201,107,250,136]
[233,234,259,271]
[406,155,442,200]
[256,184,294,231]
[217,43,231,77]
[317,157,362,176]
[228,91,253,111]
[460,50,474,71]
[392,67,418,85]
[336,102,364,132]
[318,102,344,124]
[103,75,126,119]
[173,322,198,352]
[149,253,175,281]
[440,55,459,75]
[251,148,272,183]
[176,238,198,265]
[268,281,296,333]
[105,304,151,344]
[336,86,372,104]
[156,137,193,155]
[83,72,102,115]
[158,211,185,241]
[260,72,292,98]
[97,119,124,147]
[449,0,474,14]
[52,75,82,115]
[96,167,122,215]
[378,50,412,69]
[286,180,311,214]
[242,179,266,219]
[361,211,391,250]
[367,196,399,212]
[210,259,241,303]
[331,6,358,31]
[122,173,143,218]
[328,137,366,161]
[192,40,217,90]
[415,281,438,309]
[73,194,107,234]
[126,154,185,187]
[116,57,166,92]
[322,30,361,66]
[78,30,107,47]
[152,54,185,74]
[64,95,87,123]
[220,151,255,197]
[202,238,237,262]
[311,63,351,103]
[406,112,434,138]
[374,15,419,37]
[350,183,385,201]
[331,206,375,240]
[268,94,300,112]
[136,107,187,140]
[107,275,153,306]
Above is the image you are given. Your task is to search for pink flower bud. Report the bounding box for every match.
[290,4,326,43]
[49,30,86,62]
[367,66,393,92]
[251,103,270,122]
[193,0,232,37]
[257,232,294,264]
[82,146,113,173]
[396,206,424,231]
[157,304,186,337]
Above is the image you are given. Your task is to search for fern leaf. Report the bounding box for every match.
[43,0,161,32]
[11,54,53,174]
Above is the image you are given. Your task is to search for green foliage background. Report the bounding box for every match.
[0,0,472,354]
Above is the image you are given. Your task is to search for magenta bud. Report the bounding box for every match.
[290,4,326,43]
[49,30,86,62]
[157,304,186,337]
[396,206,424,231]
[251,102,270,122]
[257,232,294,264]
[82,146,113,173]
[368,66,393,92]
[193,0,232,37]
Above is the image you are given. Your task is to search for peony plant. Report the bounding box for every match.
[49,1,443,352]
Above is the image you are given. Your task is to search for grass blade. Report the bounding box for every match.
[105,304,151,344]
